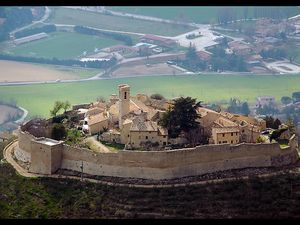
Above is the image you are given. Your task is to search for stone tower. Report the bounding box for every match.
[118,84,130,129]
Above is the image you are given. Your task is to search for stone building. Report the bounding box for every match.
[99,84,168,149]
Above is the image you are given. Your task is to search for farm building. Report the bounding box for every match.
[13,32,49,45]
[228,41,252,56]
[196,51,212,61]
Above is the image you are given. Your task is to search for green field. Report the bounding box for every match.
[0,74,300,119]
[108,6,300,24]
[48,8,194,36]
[3,32,123,59]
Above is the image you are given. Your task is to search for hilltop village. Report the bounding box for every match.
[20,84,293,153]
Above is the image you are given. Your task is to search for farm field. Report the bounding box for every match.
[0,74,300,119]
[48,8,194,36]
[111,63,184,77]
[108,6,300,24]
[2,32,123,59]
[0,60,102,82]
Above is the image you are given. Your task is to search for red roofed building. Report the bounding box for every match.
[196,51,212,61]
[141,34,177,47]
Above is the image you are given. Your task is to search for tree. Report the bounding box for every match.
[269,127,288,142]
[66,129,81,145]
[286,117,296,134]
[241,102,250,116]
[292,91,300,103]
[287,49,298,63]
[281,96,292,105]
[256,136,265,143]
[243,7,249,20]
[186,44,198,61]
[50,101,64,117]
[264,116,281,129]
[62,101,71,113]
[159,97,202,140]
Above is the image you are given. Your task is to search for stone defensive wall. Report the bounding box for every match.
[16,128,299,180]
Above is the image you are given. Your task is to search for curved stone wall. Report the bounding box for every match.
[17,127,299,180]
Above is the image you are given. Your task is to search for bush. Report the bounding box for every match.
[51,124,66,140]
[15,25,56,39]
[52,114,68,124]
[150,93,165,100]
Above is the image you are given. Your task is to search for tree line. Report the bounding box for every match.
[217,7,299,25]
[15,25,57,39]
[176,45,247,73]
[74,25,133,46]
[0,54,117,69]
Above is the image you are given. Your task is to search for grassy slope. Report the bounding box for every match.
[0,140,299,218]
[4,32,123,59]
[0,74,300,118]
[48,8,194,36]
[108,6,300,24]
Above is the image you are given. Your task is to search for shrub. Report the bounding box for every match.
[150,93,165,100]
[51,124,66,140]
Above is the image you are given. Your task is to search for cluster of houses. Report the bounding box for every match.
[71,84,276,150]
[81,34,179,63]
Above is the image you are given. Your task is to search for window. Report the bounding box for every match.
[146,136,148,139]
[163,135,166,138]
[236,132,238,135]
[231,140,233,144]
[163,142,166,146]
[128,135,129,137]
[222,134,225,137]
[219,141,221,144]
[231,132,233,136]
[124,92,127,99]
[223,141,227,143]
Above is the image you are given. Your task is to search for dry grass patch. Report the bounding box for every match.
[0,60,79,82]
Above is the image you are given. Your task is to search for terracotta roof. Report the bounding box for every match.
[158,126,168,136]
[85,107,104,117]
[213,127,239,133]
[214,117,237,127]
[196,51,212,61]
[130,114,158,132]
[87,113,108,126]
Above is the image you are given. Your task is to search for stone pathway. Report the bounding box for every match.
[83,136,111,153]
